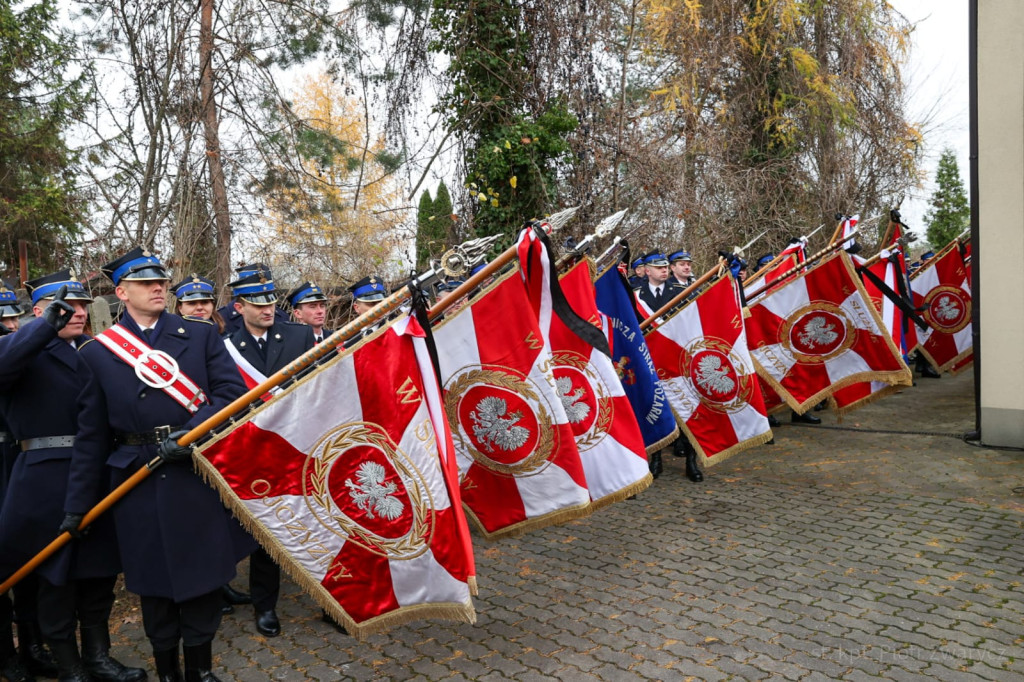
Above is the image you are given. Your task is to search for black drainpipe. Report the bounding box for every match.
[967,0,981,441]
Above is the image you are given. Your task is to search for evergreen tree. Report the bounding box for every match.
[415,188,434,270]
[433,180,454,242]
[0,0,88,277]
[924,148,970,249]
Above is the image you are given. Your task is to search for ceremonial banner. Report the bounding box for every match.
[644,275,772,466]
[224,338,278,401]
[746,252,912,413]
[550,260,652,507]
[593,266,679,453]
[745,237,807,300]
[830,253,908,415]
[432,265,590,539]
[199,317,475,638]
[910,245,973,373]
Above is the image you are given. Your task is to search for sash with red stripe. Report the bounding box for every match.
[95,324,208,414]
[223,338,279,402]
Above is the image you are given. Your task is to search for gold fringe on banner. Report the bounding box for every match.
[462,501,594,542]
[192,342,477,641]
[590,473,653,512]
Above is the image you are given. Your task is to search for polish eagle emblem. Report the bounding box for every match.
[934,294,960,322]
[345,461,404,521]
[555,376,591,424]
[797,315,839,349]
[694,354,735,397]
[470,396,530,453]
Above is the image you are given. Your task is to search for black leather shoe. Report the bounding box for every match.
[254,610,280,637]
[220,603,234,615]
[320,611,348,635]
[919,364,941,378]
[0,654,34,682]
[767,414,780,427]
[791,411,821,425]
[685,452,704,483]
[648,451,663,479]
[813,400,827,411]
[221,584,252,605]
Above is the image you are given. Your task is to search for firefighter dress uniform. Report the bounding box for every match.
[0,270,144,681]
[67,248,247,682]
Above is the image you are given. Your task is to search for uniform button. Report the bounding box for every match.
[160,474,166,479]
[140,392,147,399]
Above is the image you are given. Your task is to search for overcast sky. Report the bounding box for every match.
[891,0,970,240]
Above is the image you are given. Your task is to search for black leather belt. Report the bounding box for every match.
[0,431,11,444]
[113,425,181,447]
[21,435,75,451]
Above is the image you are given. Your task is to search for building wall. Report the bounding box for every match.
[978,1,1024,447]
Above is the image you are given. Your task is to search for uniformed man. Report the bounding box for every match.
[286,282,331,343]
[217,264,289,335]
[0,284,23,333]
[0,285,58,682]
[668,251,696,288]
[225,269,314,638]
[0,271,145,682]
[345,275,387,343]
[68,247,248,682]
[636,252,683,314]
[627,257,646,289]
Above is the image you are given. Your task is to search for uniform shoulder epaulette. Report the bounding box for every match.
[77,338,96,350]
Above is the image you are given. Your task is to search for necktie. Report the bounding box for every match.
[315,336,323,345]
[142,328,153,343]
[257,337,266,353]
[656,287,662,298]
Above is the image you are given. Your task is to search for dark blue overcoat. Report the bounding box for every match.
[68,312,247,602]
[0,318,120,584]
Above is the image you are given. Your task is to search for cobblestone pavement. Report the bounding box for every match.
[106,370,1024,680]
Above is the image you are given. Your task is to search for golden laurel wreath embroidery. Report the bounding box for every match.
[443,367,555,477]
[549,351,614,452]
[779,301,857,364]
[679,337,754,415]
[303,422,433,561]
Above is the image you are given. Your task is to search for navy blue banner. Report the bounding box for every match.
[594,267,678,452]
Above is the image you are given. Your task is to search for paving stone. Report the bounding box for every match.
[92,371,1024,681]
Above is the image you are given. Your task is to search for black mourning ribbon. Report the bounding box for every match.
[527,223,612,359]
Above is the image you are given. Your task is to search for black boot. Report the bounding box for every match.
[16,621,57,678]
[671,437,686,457]
[685,451,704,483]
[648,451,663,479]
[80,623,147,681]
[919,364,941,378]
[182,643,220,682]
[767,414,780,427]
[153,647,182,682]
[1,621,34,682]
[46,639,91,682]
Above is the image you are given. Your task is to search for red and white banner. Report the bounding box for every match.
[745,238,807,300]
[199,317,475,637]
[551,260,651,507]
[746,252,912,413]
[910,245,973,373]
[839,214,859,251]
[432,266,590,539]
[830,251,910,415]
[644,275,772,466]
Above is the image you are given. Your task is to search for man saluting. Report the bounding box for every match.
[67,247,247,682]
